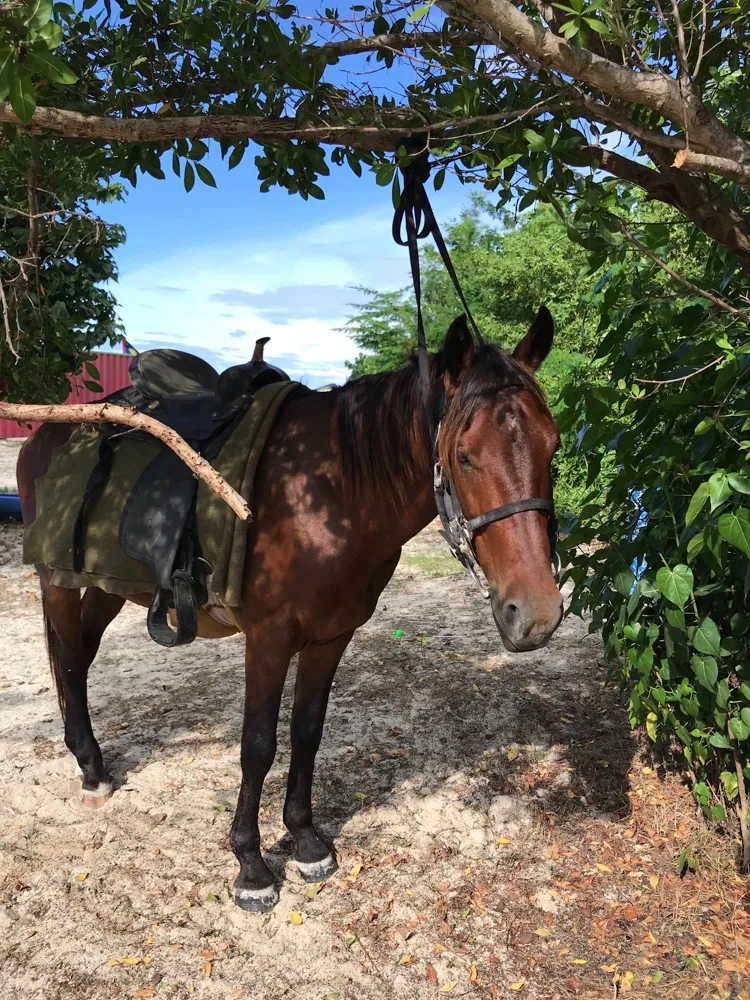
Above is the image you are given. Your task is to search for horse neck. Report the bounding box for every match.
[336,366,437,547]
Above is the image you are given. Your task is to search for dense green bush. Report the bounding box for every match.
[560,210,750,841]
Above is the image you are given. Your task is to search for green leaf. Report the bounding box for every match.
[689,618,721,656]
[183,161,195,192]
[645,711,658,742]
[613,567,635,597]
[691,654,718,691]
[408,4,432,22]
[685,482,709,526]
[709,732,731,749]
[729,715,750,741]
[24,0,53,30]
[718,508,750,558]
[729,473,750,495]
[523,129,546,152]
[665,607,685,629]
[0,45,17,102]
[655,564,693,609]
[708,471,732,511]
[195,163,216,188]
[9,72,36,124]
[25,49,78,85]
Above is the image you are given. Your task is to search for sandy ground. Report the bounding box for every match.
[0,438,23,491]
[1,520,748,1000]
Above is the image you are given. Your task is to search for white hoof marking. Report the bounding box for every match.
[296,854,335,880]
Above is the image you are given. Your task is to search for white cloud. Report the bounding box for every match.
[113,204,417,385]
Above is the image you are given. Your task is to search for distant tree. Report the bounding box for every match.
[344,200,593,379]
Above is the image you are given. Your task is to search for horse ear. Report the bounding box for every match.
[252,336,271,363]
[512,306,554,372]
[442,315,474,391]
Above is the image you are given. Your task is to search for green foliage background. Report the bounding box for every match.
[0,136,125,404]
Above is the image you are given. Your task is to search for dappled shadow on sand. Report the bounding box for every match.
[4,540,635,871]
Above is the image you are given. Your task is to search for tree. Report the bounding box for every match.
[0,1,748,272]
[0,134,125,403]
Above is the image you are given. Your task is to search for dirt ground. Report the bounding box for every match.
[1,515,749,1000]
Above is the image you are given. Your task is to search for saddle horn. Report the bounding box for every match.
[252,337,271,363]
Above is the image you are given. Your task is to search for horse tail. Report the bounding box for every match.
[42,595,66,720]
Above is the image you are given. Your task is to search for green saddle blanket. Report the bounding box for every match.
[23,380,299,606]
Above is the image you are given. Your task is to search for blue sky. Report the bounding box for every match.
[101,152,468,387]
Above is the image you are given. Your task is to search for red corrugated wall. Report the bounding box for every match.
[0,352,132,438]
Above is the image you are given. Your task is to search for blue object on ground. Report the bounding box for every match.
[0,493,22,521]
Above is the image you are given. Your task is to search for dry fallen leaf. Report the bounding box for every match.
[596,864,612,873]
[289,911,304,925]
[534,928,552,937]
[469,965,478,982]
[649,875,660,889]
[508,981,525,991]
[75,873,88,881]
[572,958,588,965]
[426,963,438,984]
[495,836,512,845]
[600,963,618,972]
[136,990,157,999]
[349,863,362,880]
[186,756,195,764]
[200,951,215,960]
[399,955,413,965]
[440,981,457,993]
[202,960,212,976]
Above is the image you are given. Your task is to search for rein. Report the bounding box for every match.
[392,149,559,598]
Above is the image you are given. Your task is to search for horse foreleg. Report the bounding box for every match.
[230,623,295,913]
[43,582,125,807]
[283,630,353,882]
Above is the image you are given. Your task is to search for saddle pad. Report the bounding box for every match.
[23,380,300,607]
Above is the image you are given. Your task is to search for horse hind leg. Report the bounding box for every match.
[42,578,125,807]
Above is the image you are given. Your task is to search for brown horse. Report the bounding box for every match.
[16,310,562,911]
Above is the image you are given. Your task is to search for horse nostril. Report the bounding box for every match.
[503,603,520,626]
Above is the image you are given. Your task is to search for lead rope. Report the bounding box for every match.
[392,147,484,431]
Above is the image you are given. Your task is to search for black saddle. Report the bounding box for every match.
[72,339,289,647]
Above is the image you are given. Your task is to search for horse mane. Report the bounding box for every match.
[336,342,548,514]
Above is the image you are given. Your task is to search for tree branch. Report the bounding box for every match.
[317,28,486,58]
[0,401,251,522]
[458,0,750,166]
[618,221,748,319]
[673,149,750,189]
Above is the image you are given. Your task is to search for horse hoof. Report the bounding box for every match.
[296,853,338,883]
[234,883,279,913]
[81,782,114,809]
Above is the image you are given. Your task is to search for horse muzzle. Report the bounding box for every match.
[491,592,563,652]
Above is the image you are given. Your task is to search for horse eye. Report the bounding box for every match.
[457,450,472,468]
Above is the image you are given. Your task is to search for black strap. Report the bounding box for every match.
[392,147,484,434]
[466,498,555,533]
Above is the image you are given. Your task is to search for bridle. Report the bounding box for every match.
[392,146,559,598]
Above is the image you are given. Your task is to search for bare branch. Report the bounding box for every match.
[0,401,251,522]
[673,149,750,189]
